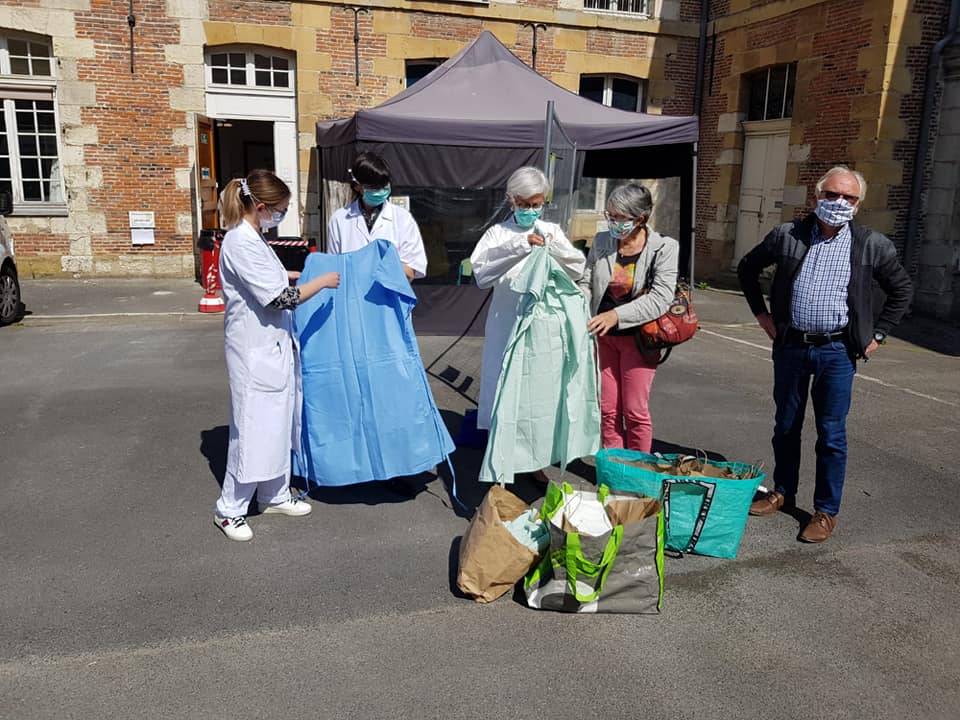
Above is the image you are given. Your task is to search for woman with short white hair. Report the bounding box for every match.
[469,166,586,437]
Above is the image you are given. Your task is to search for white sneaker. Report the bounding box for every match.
[259,496,312,517]
[214,514,253,541]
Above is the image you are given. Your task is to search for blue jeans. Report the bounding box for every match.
[771,341,855,516]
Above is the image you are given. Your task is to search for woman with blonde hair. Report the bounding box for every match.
[214,169,340,541]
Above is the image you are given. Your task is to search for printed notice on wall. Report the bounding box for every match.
[129,211,156,245]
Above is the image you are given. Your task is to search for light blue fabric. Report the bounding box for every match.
[480,246,601,484]
[294,240,454,486]
[503,508,549,553]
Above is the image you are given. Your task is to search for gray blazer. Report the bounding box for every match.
[578,228,680,330]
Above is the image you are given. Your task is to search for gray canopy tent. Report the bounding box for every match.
[316,30,699,281]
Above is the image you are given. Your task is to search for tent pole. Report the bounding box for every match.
[568,143,578,234]
[543,100,554,177]
[318,147,327,252]
[690,142,698,289]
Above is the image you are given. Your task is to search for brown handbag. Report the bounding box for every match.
[633,249,698,362]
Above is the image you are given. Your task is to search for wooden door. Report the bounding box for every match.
[196,115,219,230]
[733,119,790,267]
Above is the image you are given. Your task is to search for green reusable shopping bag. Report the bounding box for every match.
[523,482,664,614]
[595,449,765,560]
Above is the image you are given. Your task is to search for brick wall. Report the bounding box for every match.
[695,0,949,280]
[2,0,699,275]
[75,0,191,257]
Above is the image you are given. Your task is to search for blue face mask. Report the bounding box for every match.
[513,206,542,228]
[607,219,637,241]
[260,207,287,231]
[362,185,391,207]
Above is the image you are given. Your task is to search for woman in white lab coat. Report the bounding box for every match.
[326,152,428,282]
[470,166,586,438]
[214,169,340,542]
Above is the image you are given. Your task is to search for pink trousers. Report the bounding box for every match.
[597,333,659,452]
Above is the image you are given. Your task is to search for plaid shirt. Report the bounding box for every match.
[790,222,851,333]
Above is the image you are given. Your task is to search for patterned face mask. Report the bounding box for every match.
[815,198,856,227]
[607,219,637,240]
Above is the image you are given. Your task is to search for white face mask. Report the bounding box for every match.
[259,208,287,231]
[815,198,855,227]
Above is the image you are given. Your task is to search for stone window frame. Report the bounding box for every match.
[204,46,296,96]
[576,74,646,212]
[745,63,797,122]
[583,0,650,19]
[0,31,66,216]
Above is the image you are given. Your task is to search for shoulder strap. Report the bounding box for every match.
[643,246,662,293]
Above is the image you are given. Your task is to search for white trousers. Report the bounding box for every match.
[215,472,291,518]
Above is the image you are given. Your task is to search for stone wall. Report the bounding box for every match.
[916,43,960,321]
[2,0,700,276]
[695,0,947,284]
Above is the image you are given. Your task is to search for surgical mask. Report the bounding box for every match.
[513,206,542,228]
[259,208,286,231]
[607,219,637,241]
[362,186,391,207]
[815,198,856,227]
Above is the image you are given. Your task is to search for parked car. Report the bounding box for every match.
[0,190,23,326]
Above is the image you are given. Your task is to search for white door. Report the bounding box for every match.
[733,119,790,267]
[273,121,300,237]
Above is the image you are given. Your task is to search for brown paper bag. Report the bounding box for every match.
[457,485,539,603]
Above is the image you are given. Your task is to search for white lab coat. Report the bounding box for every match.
[219,219,302,484]
[469,219,586,430]
[326,199,428,279]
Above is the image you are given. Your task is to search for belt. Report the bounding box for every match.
[784,327,847,346]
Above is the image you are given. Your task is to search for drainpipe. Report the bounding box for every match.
[689,0,708,286]
[693,0,709,117]
[904,0,960,279]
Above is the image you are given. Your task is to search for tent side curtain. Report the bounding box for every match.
[320,142,545,189]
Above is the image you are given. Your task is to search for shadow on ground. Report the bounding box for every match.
[892,315,960,356]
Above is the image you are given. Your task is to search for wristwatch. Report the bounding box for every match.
[873,331,887,345]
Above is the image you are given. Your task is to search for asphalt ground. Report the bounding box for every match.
[1,278,958,720]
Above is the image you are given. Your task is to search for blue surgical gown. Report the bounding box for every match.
[294,240,454,486]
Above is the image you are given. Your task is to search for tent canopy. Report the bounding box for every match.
[316,31,698,153]
[315,31,698,281]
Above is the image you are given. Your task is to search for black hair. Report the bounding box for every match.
[350,152,391,189]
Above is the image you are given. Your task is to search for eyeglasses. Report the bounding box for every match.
[604,212,636,223]
[514,201,543,210]
[822,190,859,203]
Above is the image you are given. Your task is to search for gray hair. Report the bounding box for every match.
[606,182,653,221]
[815,166,867,203]
[506,166,551,200]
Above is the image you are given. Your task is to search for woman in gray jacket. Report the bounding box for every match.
[579,183,679,452]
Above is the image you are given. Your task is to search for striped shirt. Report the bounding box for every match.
[790,222,851,333]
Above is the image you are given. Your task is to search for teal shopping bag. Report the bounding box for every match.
[595,449,764,559]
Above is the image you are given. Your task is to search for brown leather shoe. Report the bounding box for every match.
[799,512,838,543]
[749,491,792,516]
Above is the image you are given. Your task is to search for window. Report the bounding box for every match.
[747,64,796,121]
[206,47,294,93]
[0,33,64,210]
[583,0,649,17]
[577,75,645,211]
[405,59,445,88]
